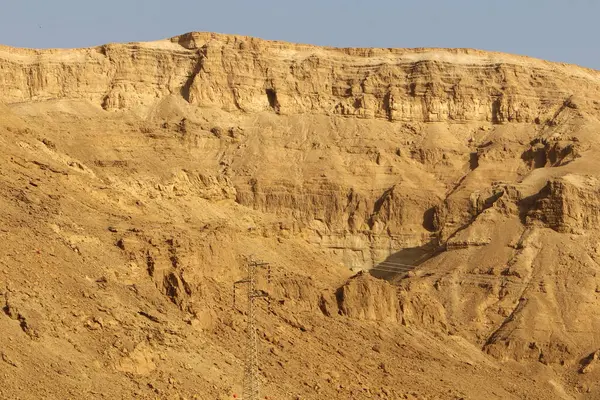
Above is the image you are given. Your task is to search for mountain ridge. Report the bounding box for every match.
[2,31,600,399]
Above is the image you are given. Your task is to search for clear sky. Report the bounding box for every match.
[1,0,599,69]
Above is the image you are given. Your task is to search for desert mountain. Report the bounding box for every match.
[1,32,600,399]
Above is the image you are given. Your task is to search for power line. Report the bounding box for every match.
[377,260,422,268]
[369,264,531,283]
[369,265,414,272]
[366,264,600,295]
[367,260,577,281]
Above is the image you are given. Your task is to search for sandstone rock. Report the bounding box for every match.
[580,350,600,374]
[527,175,600,233]
[337,272,401,322]
[115,342,157,375]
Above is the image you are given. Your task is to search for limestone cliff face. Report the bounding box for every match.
[0,43,195,111]
[6,32,600,384]
[527,175,600,233]
[2,32,600,120]
[234,177,440,268]
[5,32,600,270]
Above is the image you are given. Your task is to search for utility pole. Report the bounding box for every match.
[234,259,271,400]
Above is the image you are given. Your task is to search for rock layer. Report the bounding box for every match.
[2,32,600,120]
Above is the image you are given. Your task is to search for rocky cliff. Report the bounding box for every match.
[3,32,600,120]
[4,33,600,269]
[3,33,600,399]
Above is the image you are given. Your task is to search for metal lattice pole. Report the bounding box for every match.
[244,261,259,400]
[234,259,269,400]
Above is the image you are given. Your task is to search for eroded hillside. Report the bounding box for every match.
[1,32,600,399]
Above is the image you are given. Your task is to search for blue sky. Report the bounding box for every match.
[1,0,599,69]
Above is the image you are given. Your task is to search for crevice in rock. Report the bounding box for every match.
[443,190,504,248]
[483,296,529,350]
[2,294,15,319]
[469,152,479,170]
[521,138,579,169]
[383,92,393,121]
[266,88,281,113]
[517,183,551,225]
[146,251,155,277]
[422,207,437,232]
[180,47,207,103]
[334,285,345,316]
[138,311,161,323]
[368,187,394,230]
[17,315,30,336]
[491,96,502,124]
[408,82,417,97]
[100,94,111,111]
[163,272,181,304]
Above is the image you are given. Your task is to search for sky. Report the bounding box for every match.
[0,0,599,69]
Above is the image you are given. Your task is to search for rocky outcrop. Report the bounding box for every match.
[521,137,581,170]
[154,171,237,201]
[2,32,600,121]
[0,43,196,112]
[526,175,600,233]
[235,178,439,268]
[336,273,401,322]
[235,180,437,234]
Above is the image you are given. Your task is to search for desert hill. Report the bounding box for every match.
[1,32,600,399]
